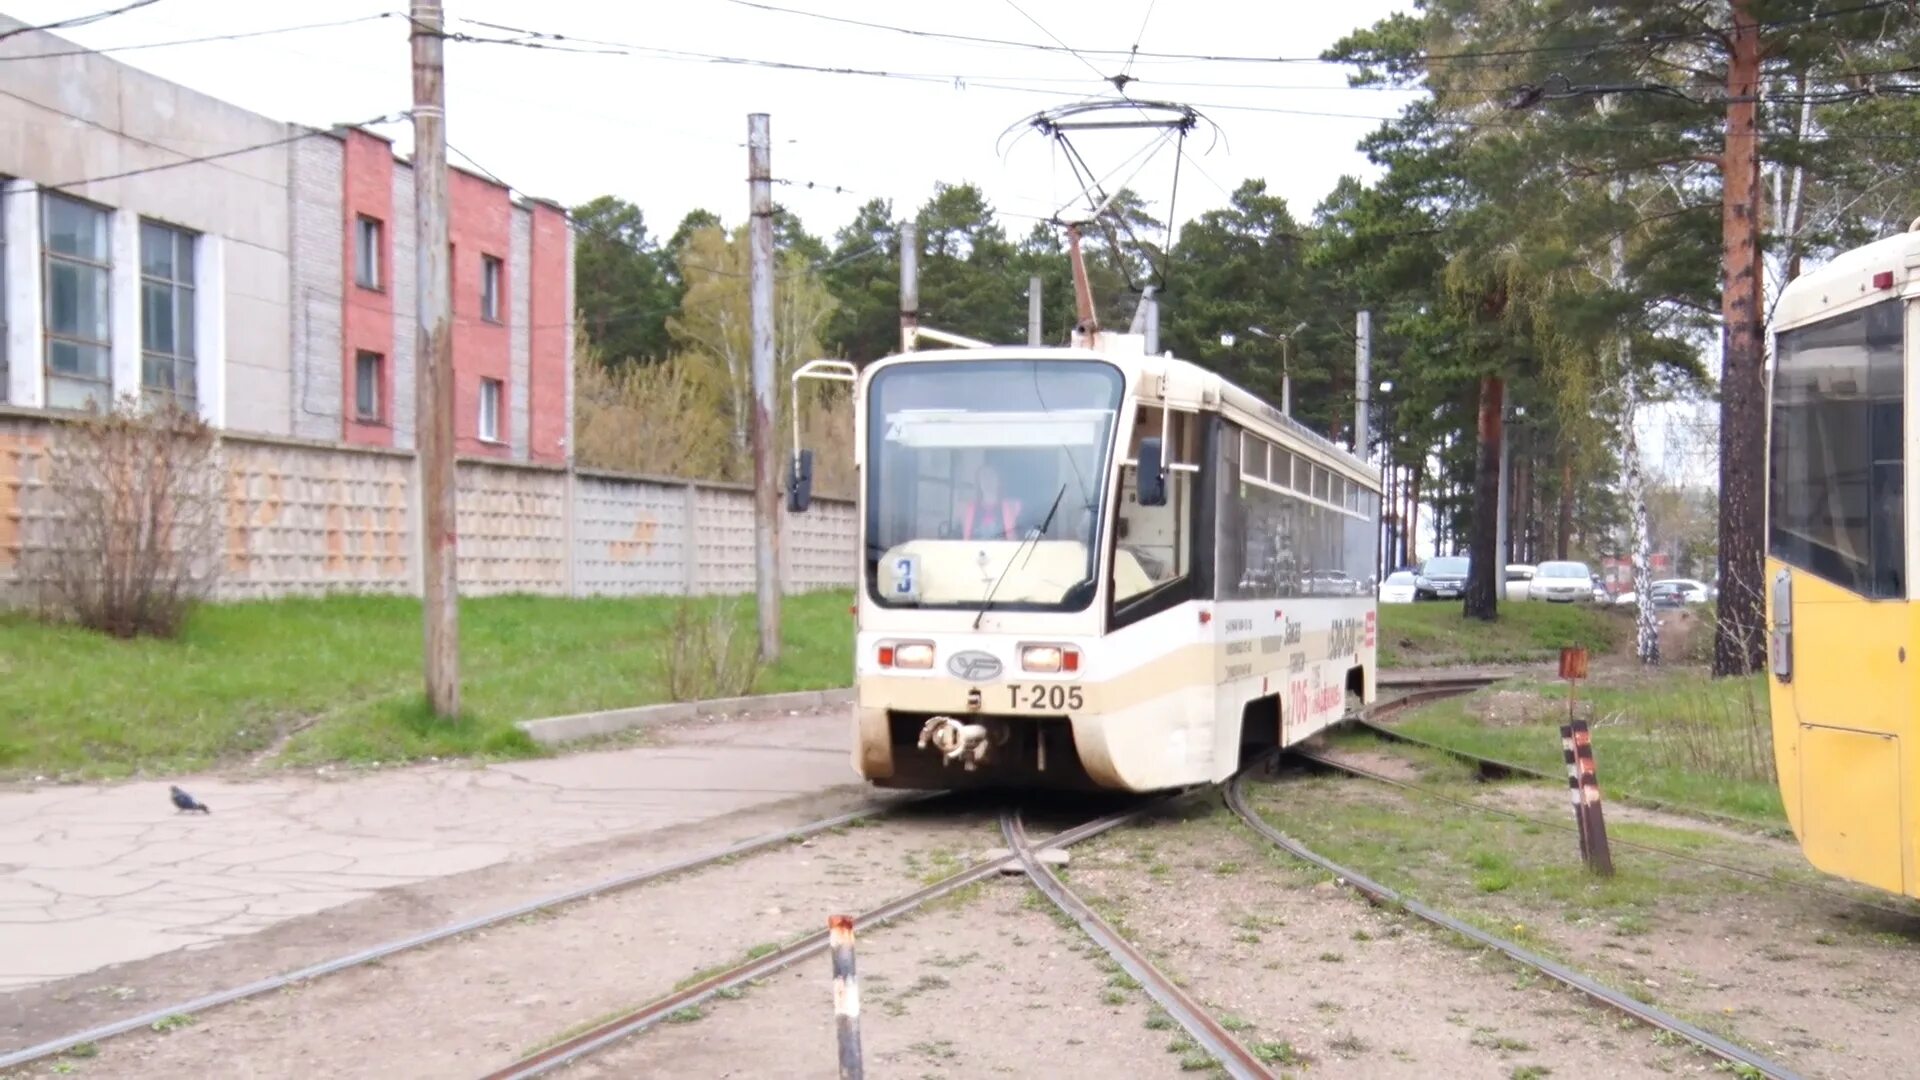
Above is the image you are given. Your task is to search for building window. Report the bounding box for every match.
[479,377,502,442]
[355,215,382,289]
[43,194,113,410]
[140,220,197,412]
[481,254,503,323]
[354,350,383,422]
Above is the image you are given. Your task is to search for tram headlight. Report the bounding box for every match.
[884,641,935,669]
[1020,644,1080,673]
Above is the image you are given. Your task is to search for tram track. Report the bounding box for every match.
[478,798,1171,1080]
[1224,769,1806,1080]
[999,807,1280,1080]
[0,794,944,1073]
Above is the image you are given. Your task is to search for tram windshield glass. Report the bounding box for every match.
[866,359,1124,611]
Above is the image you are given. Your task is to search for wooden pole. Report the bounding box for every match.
[411,0,458,716]
[747,113,781,662]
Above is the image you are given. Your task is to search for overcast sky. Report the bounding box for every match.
[16,0,1715,498]
[13,0,1420,242]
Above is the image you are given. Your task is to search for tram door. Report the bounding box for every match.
[1769,296,1912,894]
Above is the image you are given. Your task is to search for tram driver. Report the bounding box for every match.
[957,463,1024,540]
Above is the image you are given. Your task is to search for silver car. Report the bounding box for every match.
[1528,560,1596,602]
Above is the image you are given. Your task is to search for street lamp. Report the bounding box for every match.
[1247,321,1308,415]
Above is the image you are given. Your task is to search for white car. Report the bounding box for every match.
[1503,564,1536,601]
[1529,560,1596,602]
[1616,579,1712,608]
[1379,570,1418,604]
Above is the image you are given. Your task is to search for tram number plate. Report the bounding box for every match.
[1008,684,1084,710]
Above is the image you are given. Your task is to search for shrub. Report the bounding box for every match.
[25,399,221,639]
[661,596,763,701]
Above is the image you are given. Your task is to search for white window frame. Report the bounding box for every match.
[480,253,503,323]
[42,193,113,410]
[479,376,502,443]
[355,215,382,290]
[354,349,383,422]
[139,218,197,412]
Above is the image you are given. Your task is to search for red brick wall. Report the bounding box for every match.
[450,169,513,458]
[342,130,394,447]
[528,202,569,463]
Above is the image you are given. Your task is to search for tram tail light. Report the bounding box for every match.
[1021,644,1080,673]
[880,641,935,669]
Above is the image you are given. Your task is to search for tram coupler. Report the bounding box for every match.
[917,716,1001,770]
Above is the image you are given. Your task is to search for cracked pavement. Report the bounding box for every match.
[0,710,853,993]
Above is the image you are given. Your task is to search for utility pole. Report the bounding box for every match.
[412,0,458,717]
[1143,289,1159,355]
[748,113,781,663]
[1353,311,1371,455]
[899,222,918,354]
[1027,275,1043,346]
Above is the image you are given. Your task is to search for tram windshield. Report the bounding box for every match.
[866,359,1124,611]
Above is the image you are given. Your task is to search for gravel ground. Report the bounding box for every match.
[7,804,998,1079]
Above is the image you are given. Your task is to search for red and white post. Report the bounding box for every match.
[828,914,863,1079]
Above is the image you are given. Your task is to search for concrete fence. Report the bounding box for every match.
[0,408,858,602]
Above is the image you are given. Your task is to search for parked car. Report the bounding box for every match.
[1503,564,1536,602]
[1379,570,1418,604]
[1529,560,1597,602]
[1415,556,1470,601]
[1305,569,1361,597]
[1615,578,1711,608]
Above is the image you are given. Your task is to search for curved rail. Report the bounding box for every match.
[1224,773,1806,1080]
[999,809,1278,1080]
[1360,680,1778,833]
[480,801,1162,1080]
[0,795,940,1072]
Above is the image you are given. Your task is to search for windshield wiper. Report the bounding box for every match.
[974,483,1067,630]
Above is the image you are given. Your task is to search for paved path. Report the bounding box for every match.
[0,711,852,993]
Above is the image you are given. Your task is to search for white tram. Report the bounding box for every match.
[790,330,1382,793]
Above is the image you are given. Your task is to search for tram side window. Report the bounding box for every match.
[1113,407,1199,614]
[1770,297,1904,599]
[1217,423,1377,600]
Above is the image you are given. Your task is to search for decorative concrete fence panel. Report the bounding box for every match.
[0,409,857,605]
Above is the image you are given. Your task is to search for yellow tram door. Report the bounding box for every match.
[1768,290,1914,897]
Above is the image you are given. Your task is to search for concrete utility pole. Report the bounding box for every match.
[899,222,918,354]
[1353,310,1372,455]
[412,0,458,717]
[748,113,781,663]
[1027,275,1042,346]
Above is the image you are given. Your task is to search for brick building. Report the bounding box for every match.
[0,16,574,462]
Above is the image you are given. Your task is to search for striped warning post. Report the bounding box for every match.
[1560,723,1590,864]
[1570,719,1614,876]
[829,914,863,1079]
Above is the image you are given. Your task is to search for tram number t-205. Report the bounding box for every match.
[1007,684,1084,710]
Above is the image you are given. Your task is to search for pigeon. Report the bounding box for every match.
[170,785,211,814]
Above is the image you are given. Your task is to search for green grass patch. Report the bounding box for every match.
[1377,602,1626,668]
[1390,669,1784,823]
[0,590,853,779]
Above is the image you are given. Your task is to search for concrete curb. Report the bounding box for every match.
[517,688,854,747]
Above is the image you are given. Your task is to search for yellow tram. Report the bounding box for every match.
[1767,223,1919,898]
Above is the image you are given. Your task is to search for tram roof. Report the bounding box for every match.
[865,341,1378,487]
[1774,226,1920,334]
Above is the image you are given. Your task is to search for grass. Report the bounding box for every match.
[1391,669,1785,823]
[1376,601,1626,668]
[0,590,854,779]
